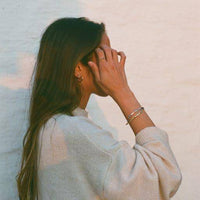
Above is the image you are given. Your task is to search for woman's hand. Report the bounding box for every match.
[88,45,130,97]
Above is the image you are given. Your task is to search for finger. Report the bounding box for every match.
[95,48,106,62]
[118,51,126,68]
[87,61,100,81]
[111,49,119,64]
[99,45,112,62]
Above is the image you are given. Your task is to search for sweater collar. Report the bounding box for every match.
[72,106,89,118]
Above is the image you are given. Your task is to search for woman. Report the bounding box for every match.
[16,17,182,200]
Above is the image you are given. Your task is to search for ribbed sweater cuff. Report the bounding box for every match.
[135,126,169,145]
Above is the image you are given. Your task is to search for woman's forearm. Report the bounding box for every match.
[112,87,155,136]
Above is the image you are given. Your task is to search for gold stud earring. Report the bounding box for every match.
[77,75,84,82]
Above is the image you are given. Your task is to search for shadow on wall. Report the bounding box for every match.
[0,85,30,199]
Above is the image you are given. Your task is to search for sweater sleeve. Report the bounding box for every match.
[103,126,182,200]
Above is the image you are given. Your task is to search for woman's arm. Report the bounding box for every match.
[112,86,156,135]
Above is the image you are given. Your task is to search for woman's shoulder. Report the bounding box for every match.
[54,114,126,155]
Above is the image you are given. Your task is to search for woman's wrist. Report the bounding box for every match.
[111,86,134,103]
[111,86,155,135]
[113,88,142,115]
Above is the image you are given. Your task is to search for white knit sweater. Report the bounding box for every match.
[37,106,182,200]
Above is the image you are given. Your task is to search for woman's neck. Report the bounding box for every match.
[78,92,91,110]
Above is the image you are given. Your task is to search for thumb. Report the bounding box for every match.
[88,61,100,81]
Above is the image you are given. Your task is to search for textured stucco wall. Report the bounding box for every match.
[0,0,199,199]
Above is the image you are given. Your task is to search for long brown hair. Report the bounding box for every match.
[15,17,105,200]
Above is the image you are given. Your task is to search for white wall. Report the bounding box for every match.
[0,0,199,199]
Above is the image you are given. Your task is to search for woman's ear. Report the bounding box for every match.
[74,62,82,78]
